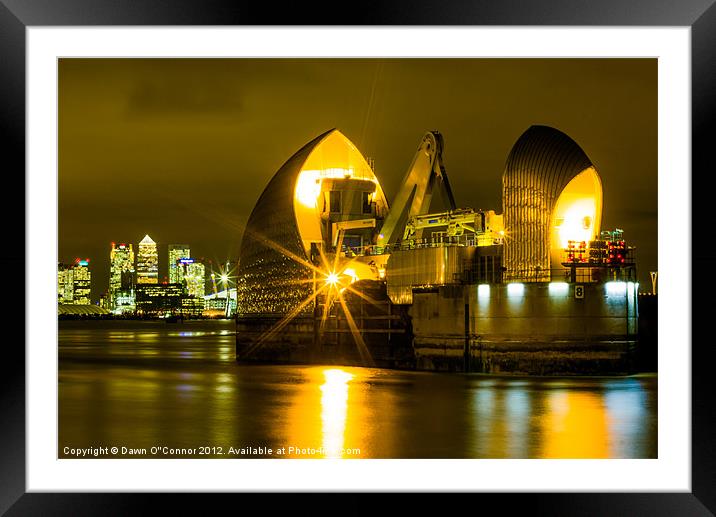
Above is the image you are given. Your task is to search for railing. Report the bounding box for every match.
[344,234,502,257]
[503,266,638,284]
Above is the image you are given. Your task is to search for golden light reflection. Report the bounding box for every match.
[539,391,611,458]
[320,368,354,458]
[283,367,365,459]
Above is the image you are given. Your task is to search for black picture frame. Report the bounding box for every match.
[2,1,711,514]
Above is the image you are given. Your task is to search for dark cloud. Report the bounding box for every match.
[58,58,657,300]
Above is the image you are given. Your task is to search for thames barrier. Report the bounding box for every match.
[235,126,649,375]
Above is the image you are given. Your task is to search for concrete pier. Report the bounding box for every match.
[411,282,638,374]
[237,280,643,375]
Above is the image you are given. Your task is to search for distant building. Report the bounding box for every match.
[109,243,135,312]
[178,258,205,299]
[136,235,158,284]
[58,259,91,305]
[71,259,92,305]
[113,290,137,315]
[203,288,237,317]
[168,244,190,284]
[135,283,184,316]
[180,297,205,317]
[57,263,73,303]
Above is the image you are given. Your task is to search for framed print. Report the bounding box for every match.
[2,0,713,514]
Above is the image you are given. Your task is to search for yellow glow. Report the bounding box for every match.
[555,199,596,248]
[552,168,602,250]
[295,167,365,209]
[283,367,375,459]
[295,170,322,208]
[320,368,353,458]
[293,131,390,256]
[342,268,358,284]
[326,272,340,285]
[540,391,611,458]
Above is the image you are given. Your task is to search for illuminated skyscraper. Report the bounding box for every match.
[58,260,91,305]
[71,259,92,305]
[137,235,159,284]
[57,263,73,303]
[168,244,190,284]
[109,242,135,312]
[178,258,206,299]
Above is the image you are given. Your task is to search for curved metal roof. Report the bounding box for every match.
[502,125,599,281]
[504,125,593,191]
[236,129,335,316]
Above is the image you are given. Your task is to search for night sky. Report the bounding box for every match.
[58,58,657,302]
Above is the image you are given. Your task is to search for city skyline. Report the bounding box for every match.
[62,235,231,304]
[59,58,657,299]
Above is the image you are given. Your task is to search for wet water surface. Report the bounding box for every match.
[59,320,657,459]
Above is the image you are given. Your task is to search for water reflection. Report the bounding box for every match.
[320,369,353,458]
[58,321,657,459]
[540,391,610,458]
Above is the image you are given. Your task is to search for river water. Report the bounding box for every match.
[59,319,657,459]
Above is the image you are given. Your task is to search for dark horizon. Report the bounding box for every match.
[58,58,657,302]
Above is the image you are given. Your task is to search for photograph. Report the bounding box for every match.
[57,57,658,460]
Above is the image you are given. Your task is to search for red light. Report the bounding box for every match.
[621,258,625,263]
[74,258,80,264]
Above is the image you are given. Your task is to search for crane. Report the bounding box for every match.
[376,131,456,247]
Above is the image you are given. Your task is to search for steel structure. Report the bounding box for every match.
[502,125,603,282]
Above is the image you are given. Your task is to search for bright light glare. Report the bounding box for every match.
[551,168,602,250]
[507,283,525,297]
[295,167,367,208]
[323,368,353,384]
[548,282,569,296]
[321,368,354,458]
[220,274,229,283]
[326,273,339,285]
[556,199,596,248]
[295,170,322,208]
[478,284,490,299]
[605,281,627,296]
